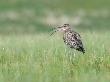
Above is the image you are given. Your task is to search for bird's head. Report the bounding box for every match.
[50,24,70,35]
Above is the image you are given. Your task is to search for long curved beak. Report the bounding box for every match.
[50,26,62,36]
[50,28,57,36]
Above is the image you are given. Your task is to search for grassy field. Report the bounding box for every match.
[0,0,110,82]
[0,31,110,82]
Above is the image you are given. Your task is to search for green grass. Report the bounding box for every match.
[0,31,110,82]
[0,0,110,82]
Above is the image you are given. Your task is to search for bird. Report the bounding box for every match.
[51,24,85,54]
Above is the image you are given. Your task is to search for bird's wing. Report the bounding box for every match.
[73,32,83,46]
[73,31,81,40]
[71,31,84,48]
[64,30,85,53]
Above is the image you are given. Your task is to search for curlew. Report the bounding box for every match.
[51,24,85,54]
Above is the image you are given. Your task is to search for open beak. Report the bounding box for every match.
[50,26,62,36]
[50,28,57,36]
[50,27,62,36]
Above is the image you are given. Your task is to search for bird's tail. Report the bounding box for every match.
[77,46,85,54]
[82,49,85,54]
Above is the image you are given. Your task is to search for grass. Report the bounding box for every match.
[0,0,110,82]
[0,31,110,82]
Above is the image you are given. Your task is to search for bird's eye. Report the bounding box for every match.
[58,27,62,28]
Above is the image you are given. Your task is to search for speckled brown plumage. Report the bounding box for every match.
[51,24,85,54]
[63,26,85,53]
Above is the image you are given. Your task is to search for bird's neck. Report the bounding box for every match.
[64,28,71,33]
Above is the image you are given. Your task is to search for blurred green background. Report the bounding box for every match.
[0,1,110,82]
[0,0,110,34]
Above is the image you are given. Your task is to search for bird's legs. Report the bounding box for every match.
[65,48,76,63]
